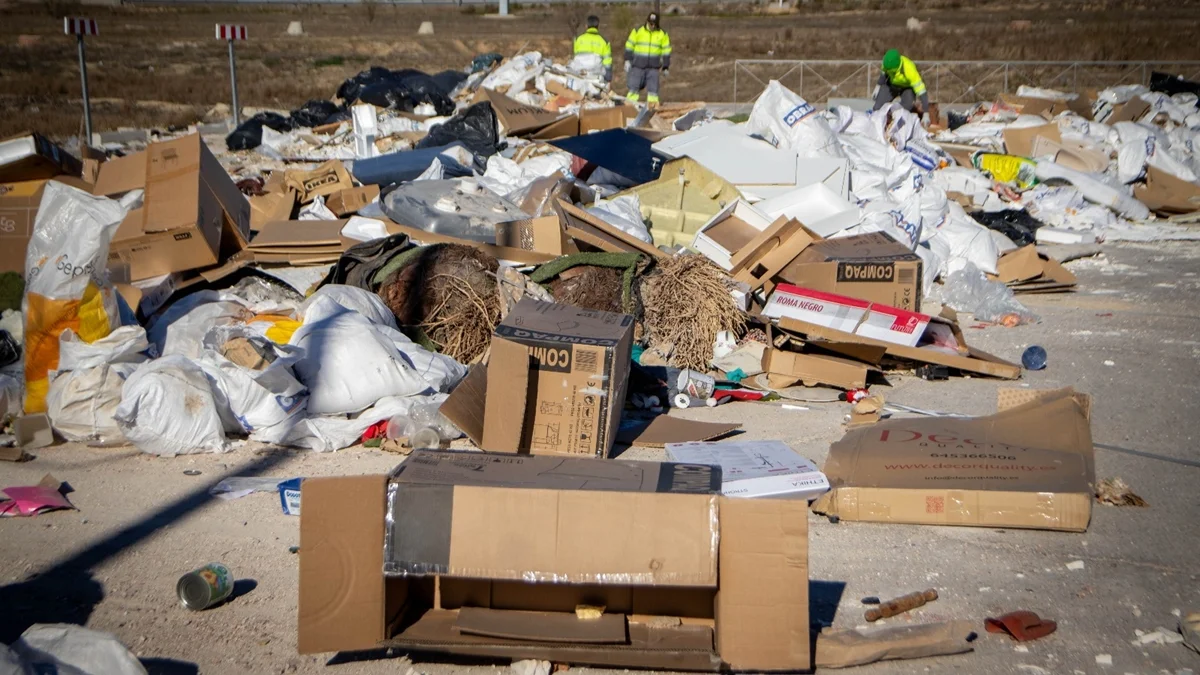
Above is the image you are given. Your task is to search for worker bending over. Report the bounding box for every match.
[574,15,613,83]
[625,12,671,106]
[873,49,930,120]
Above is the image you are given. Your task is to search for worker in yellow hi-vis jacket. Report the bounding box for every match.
[624,12,671,106]
[574,16,613,83]
[873,49,931,123]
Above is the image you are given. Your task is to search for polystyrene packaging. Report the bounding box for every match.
[747,81,846,159]
[23,182,134,413]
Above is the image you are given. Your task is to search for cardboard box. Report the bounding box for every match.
[764,284,929,348]
[666,439,830,500]
[761,347,869,390]
[0,132,83,183]
[692,200,775,271]
[996,244,1077,293]
[298,450,811,671]
[726,216,817,294]
[282,160,354,203]
[0,179,47,274]
[1095,97,1151,125]
[324,185,379,217]
[1134,165,1200,215]
[248,189,297,232]
[477,88,569,135]
[775,232,923,311]
[1002,122,1061,158]
[249,219,347,264]
[440,298,635,458]
[812,388,1094,531]
[494,215,574,256]
[96,135,251,281]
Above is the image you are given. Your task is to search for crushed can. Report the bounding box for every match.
[177,562,233,611]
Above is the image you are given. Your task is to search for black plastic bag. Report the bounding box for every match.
[1150,71,1200,105]
[290,99,341,128]
[415,102,502,158]
[225,112,294,151]
[358,80,420,112]
[470,52,504,73]
[970,209,1045,247]
[431,69,469,97]
[336,66,394,104]
[0,330,19,369]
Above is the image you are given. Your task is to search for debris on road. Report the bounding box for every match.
[985,611,1059,642]
[1096,477,1149,506]
[864,589,939,622]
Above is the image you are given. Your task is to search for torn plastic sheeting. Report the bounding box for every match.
[198,326,309,444]
[351,142,477,186]
[549,129,666,185]
[937,261,1038,325]
[476,153,573,200]
[380,178,529,244]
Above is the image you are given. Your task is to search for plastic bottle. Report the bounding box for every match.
[385,402,462,447]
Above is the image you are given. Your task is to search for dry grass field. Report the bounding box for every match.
[2,0,1199,139]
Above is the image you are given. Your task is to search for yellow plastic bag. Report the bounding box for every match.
[972,152,1038,190]
[23,182,132,413]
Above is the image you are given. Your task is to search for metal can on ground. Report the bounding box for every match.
[177,562,234,611]
[676,369,715,400]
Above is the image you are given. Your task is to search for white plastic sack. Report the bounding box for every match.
[1034,160,1150,221]
[747,81,846,158]
[289,306,465,415]
[586,194,653,243]
[567,52,604,75]
[1022,185,1119,231]
[299,194,338,220]
[46,326,150,445]
[198,327,308,444]
[478,153,571,199]
[148,291,252,359]
[300,284,397,328]
[1015,85,1074,101]
[481,51,544,91]
[929,207,1000,276]
[23,182,136,413]
[8,623,147,675]
[114,355,231,456]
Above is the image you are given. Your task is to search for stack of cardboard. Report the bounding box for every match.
[994,245,1077,294]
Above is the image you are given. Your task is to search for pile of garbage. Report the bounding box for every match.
[3,54,1200,671]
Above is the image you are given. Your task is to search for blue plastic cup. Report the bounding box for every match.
[1021,345,1047,371]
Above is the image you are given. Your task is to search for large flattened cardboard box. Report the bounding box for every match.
[442,298,635,458]
[298,450,811,671]
[94,134,250,281]
[776,231,923,311]
[813,388,1094,531]
[0,177,90,274]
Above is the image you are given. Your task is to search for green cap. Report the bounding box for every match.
[882,49,901,71]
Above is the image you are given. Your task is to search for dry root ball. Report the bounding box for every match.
[378,244,500,363]
[640,254,745,370]
[547,265,625,315]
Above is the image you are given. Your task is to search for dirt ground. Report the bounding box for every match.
[1,240,1199,674]
[3,0,1200,139]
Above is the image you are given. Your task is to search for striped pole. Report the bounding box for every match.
[216,25,248,126]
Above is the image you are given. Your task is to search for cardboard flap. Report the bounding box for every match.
[477,88,569,135]
[616,416,740,448]
[455,608,627,644]
[728,217,816,293]
[1003,123,1061,158]
[558,200,665,259]
[761,348,869,390]
[440,365,488,447]
[284,160,354,202]
[298,475,389,654]
[483,337,530,452]
[250,220,348,249]
[996,245,1042,283]
[1134,165,1200,215]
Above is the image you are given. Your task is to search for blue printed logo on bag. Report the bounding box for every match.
[783,103,815,127]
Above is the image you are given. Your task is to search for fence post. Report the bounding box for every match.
[733,62,738,103]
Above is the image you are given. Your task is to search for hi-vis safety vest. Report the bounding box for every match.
[884,55,927,97]
[625,25,671,70]
[574,27,612,68]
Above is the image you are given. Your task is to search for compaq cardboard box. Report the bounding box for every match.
[441,298,634,458]
[812,388,1094,531]
[95,134,251,281]
[298,450,810,671]
[776,232,923,311]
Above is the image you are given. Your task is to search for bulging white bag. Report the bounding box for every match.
[147,291,252,359]
[198,327,308,444]
[115,355,232,457]
[289,306,465,415]
[46,326,150,445]
[300,284,397,328]
[747,81,846,159]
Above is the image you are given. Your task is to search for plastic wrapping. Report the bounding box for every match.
[1034,160,1150,221]
[937,261,1038,325]
[338,67,456,115]
[381,178,528,243]
[23,182,132,413]
[197,326,308,444]
[585,194,653,243]
[746,80,846,158]
[147,291,253,359]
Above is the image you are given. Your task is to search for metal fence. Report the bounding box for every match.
[733,60,1200,105]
